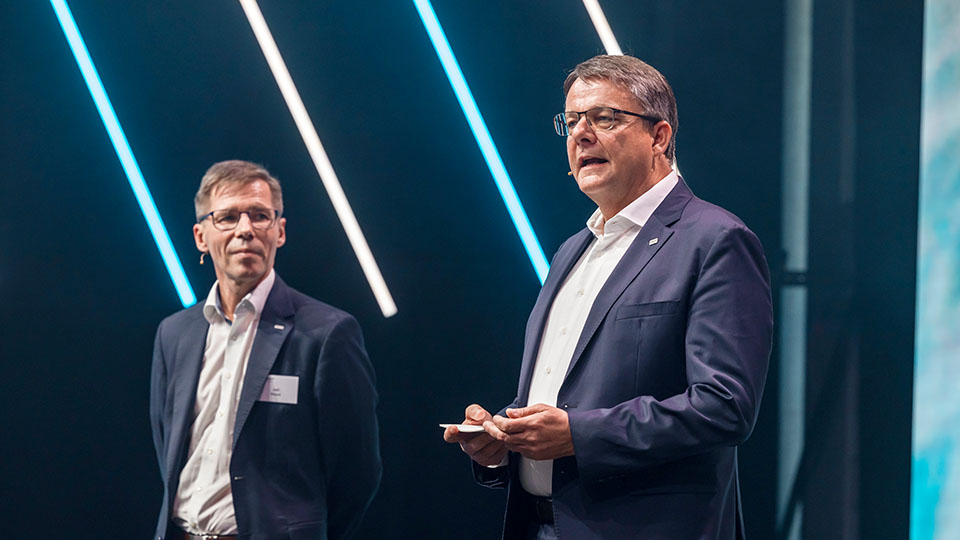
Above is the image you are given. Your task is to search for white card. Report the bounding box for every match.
[258,374,299,404]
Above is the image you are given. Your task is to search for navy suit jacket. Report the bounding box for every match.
[476,179,773,540]
[150,276,381,540]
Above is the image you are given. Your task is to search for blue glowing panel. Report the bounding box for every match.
[912,1,960,538]
[412,0,550,284]
[50,0,196,307]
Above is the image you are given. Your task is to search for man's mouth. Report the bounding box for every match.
[579,156,608,169]
[232,248,263,257]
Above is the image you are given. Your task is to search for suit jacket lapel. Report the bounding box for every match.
[233,276,294,449]
[562,178,694,381]
[167,308,208,485]
[517,229,593,405]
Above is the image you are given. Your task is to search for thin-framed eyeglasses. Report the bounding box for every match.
[197,207,281,231]
[553,106,661,136]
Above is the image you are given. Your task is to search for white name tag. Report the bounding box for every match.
[258,374,299,404]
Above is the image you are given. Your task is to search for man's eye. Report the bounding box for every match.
[594,113,615,125]
[217,214,239,224]
[252,212,271,222]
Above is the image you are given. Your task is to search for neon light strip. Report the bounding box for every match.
[50,0,197,308]
[582,0,623,55]
[412,0,550,284]
[238,0,397,317]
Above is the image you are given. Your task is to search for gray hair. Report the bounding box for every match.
[194,160,283,218]
[563,55,678,161]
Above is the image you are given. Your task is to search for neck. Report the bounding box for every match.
[216,274,265,320]
[598,159,673,221]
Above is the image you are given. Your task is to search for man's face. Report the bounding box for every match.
[193,179,285,290]
[565,78,665,216]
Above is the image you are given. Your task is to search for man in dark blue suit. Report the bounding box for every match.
[445,55,773,539]
[150,160,380,540]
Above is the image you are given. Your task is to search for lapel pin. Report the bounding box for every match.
[274,324,285,330]
[649,238,659,245]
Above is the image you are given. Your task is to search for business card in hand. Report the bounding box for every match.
[439,423,485,433]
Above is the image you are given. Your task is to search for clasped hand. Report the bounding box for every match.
[443,403,575,465]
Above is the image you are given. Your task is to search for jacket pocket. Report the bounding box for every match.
[615,301,680,319]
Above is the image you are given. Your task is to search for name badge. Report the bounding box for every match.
[258,374,299,404]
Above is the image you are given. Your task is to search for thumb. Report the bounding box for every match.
[465,404,489,422]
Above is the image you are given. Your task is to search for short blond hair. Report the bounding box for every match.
[194,160,283,218]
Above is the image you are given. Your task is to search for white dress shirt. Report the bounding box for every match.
[518,171,679,496]
[173,269,276,535]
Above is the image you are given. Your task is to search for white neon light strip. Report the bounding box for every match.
[238,0,397,318]
[50,0,197,308]
[582,0,623,55]
[412,0,550,284]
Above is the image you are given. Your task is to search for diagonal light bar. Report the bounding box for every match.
[50,0,197,308]
[238,0,397,317]
[582,0,623,55]
[412,0,550,284]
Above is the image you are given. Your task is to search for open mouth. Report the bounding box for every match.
[579,156,608,168]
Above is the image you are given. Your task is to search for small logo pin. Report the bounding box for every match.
[274,324,285,330]
[649,238,659,245]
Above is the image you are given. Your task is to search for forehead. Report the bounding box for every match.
[209,179,274,208]
[565,78,638,111]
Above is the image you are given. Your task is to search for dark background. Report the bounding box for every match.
[0,1,919,538]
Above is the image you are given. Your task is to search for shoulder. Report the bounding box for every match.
[674,194,759,246]
[282,285,362,339]
[156,303,205,337]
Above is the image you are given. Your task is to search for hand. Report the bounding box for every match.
[443,404,508,467]
[490,403,575,461]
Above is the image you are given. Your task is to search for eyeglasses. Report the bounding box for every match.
[198,207,281,231]
[553,106,661,136]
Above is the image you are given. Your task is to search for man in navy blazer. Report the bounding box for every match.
[444,56,773,539]
[151,161,380,540]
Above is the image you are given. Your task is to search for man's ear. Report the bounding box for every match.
[275,217,286,248]
[651,120,673,157]
[193,223,207,253]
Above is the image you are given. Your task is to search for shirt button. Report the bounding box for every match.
[225,373,232,379]
[577,289,584,297]
[560,328,567,336]
[546,367,552,375]
[207,448,213,455]
[217,411,224,418]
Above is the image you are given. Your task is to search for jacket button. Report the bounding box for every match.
[561,403,569,409]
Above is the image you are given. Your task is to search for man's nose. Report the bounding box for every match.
[233,212,255,236]
[569,115,596,142]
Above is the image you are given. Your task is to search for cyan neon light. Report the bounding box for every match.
[50,0,197,307]
[412,0,550,284]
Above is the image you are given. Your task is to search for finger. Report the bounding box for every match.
[460,432,499,456]
[482,419,508,441]
[443,425,460,442]
[506,403,549,418]
[465,404,491,424]
[492,414,521,435]
[443,425,479,443]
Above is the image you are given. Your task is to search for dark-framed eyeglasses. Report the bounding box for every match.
[553,106,661,136]
[197,207,281,231]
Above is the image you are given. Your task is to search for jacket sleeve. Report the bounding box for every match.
[149,320,168,479]
[567,224,774,483]
[315,315,382,540]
